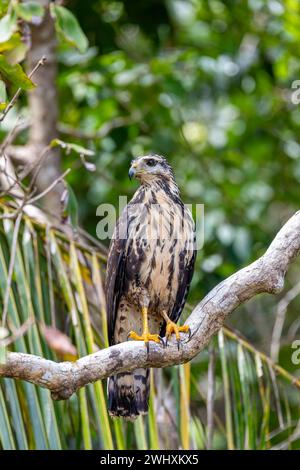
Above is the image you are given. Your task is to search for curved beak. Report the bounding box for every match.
[128,166,136,180]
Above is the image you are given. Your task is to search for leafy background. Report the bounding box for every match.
[0,0,300,450]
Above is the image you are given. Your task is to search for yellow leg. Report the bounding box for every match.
[166,321,189,341]
[128,306,161,346]
[161,311,190,347]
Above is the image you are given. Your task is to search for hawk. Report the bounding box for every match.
[106,154,196,420]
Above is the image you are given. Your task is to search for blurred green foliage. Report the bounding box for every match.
[1,0,300,450]
[2,0,300,357]
[55,0,300,355]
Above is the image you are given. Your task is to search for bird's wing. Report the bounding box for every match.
[170,248,196,324]
[105,209,129,346]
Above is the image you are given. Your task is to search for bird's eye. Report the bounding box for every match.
[146,159,156,167]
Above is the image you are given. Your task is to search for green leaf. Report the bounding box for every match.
[0,344,6,364]
[0,326,8,364]
[70,243,114,449]
[0,238,49,450]
[0,54,35,90]
[134,416,147,450]
[218,330,235,450]
[14,2,45,23]
[3,379,28,449]
[5,41,27,64]
[0,386,16,449]
[148,370,159,450]
[0,33,22,53]
[0,2,9,17]
[50,5,88,53]
[0,326,9,340]
[0,79,6,109]
[51,139,95,171]
[51,138,94,157]
[0,11,17,43]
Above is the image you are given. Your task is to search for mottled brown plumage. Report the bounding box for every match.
[106,154,196,420]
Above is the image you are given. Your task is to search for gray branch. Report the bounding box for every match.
[1,211,300,400]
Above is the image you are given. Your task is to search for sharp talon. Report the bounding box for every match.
[164,320,190,347]
[159,336,165,347]
[128,329,161,347]
[187,328,191,341]
[146,341,150,354]
[129,307,161,348]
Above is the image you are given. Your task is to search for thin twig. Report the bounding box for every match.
[0,117,28,154]
[0,56,46,123]
[0,212,19,220]
[26,168,71,205]
[271,421,300,450]
[0,153,26,198]
[1,317,35,347]
[21,144,51,184]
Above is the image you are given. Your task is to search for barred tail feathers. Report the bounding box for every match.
[107,368,150,420]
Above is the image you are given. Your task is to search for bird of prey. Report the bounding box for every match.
[106,154,196,420]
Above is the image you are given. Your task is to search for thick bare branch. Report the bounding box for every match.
[1,211,300,400]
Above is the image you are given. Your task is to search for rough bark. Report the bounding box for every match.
[6,0,62,214]
[26,0,62,213]
[1,211,300,400]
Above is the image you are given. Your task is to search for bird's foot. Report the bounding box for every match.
[128,330,161,343]
[128,330,163,352]
[166,321,190,349]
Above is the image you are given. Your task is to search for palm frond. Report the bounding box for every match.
[0,205,299,449]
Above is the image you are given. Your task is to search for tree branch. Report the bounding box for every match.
[0,56,46,123]
[24,0,62,214]
[1,211,300,400]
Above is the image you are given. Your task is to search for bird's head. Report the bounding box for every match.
[129,154,174,184]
